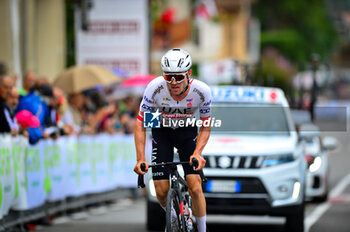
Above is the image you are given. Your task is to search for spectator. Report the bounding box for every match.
[53,87,75,135]
[19,71,36,96]
[36,84,60,139]
[36,77,50,88]
[6,87,19,115]
[0,76,15,134]
[16,83,51,144]
[61,92,86,133]
[120,96,140,134]
[98,101,124,134]
[6,87,20,134]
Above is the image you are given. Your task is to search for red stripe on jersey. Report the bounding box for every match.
[137,115,143,122]
[200,116,210,121]
[190,78,193,84]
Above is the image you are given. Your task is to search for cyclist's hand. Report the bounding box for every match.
[134,161,149,175]
[190,155,206,171]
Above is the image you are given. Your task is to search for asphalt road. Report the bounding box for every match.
[38,120,350,232]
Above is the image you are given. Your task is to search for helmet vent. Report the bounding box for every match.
[172,48,180,51]
[177,58,184,68]
[165,57,170,67]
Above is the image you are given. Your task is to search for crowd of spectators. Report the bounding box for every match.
[0,62,141,144]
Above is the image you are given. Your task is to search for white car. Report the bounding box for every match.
[299,123,338,202]
[146,86,307,232]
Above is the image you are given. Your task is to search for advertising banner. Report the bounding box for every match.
[65,136,80,197]
[46,138,67,202]
[76,0,149,76]
[1,135,15,217]
[0,133,142,213]
[25,141,46,209]
[11,137,29,210]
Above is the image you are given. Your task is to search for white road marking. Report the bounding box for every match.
[207,215,285,225]
[305,172,350,232]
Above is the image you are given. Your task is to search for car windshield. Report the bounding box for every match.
[210,102,290,136]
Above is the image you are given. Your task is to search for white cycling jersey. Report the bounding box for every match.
[137,76,212,126]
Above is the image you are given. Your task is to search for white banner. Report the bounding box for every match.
[65,136,80,197]
[46,138,67,202]
[26,142,47,209]
[0,133,150,214]
[75,0,149,76]
[11,137,29,210]
[1,135,15,217]
[0,135,12,219]
[93,134,109,193]
[199,59,242,85]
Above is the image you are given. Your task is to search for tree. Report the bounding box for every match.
[253,0,338,65]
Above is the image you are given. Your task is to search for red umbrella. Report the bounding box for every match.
[122,74,156,87]
[110,74,156,100]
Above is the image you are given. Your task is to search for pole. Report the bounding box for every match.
[310,54,319,122]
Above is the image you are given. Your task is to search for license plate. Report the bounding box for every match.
[206,180,241,193]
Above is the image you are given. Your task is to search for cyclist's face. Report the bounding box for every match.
[166,70,191,96]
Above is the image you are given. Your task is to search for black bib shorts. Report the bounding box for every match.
[151,126,199,180]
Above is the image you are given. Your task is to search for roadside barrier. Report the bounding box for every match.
[0,133,146,230]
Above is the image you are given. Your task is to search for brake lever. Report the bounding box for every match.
[137,163,146,188]
[191,158,208,183]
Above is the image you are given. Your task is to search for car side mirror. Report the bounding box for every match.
[322,136,338,151]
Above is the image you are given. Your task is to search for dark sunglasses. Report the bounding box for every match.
[163,72,187,83]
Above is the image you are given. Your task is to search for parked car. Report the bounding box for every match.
[299,123,338,202]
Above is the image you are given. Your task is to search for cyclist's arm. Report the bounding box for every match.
[133,82,157,175]
[134,120,148,174]
[194,125,211,155]
[190,82,212,170]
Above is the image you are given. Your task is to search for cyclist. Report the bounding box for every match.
[134,48,211,232]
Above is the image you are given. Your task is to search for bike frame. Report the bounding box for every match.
[138,159,206,232]
[170,163,189,218]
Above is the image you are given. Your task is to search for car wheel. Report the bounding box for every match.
[285,203,304,232]
[147,200,165,231]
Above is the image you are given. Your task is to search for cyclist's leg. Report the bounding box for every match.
[176,126,207,231]
[154,180,170,207]
[187,174,207,232]
[151,127,174,207]
[186,174,206,216]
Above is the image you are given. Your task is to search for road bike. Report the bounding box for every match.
[138,158,207,232]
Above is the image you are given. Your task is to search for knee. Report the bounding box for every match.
[188,182,203,199]
[154,181,169,201]
[156,187,168,200]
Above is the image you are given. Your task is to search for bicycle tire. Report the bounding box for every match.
[166,189,184,232]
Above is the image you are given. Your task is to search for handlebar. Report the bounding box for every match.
[137,163,146,188]
[192,158,208,183]
[137,158,207,188]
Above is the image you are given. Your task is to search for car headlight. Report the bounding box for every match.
[309,156,322,172]
[262,154,295,168]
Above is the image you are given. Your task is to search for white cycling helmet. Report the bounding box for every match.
[161,48,192,73]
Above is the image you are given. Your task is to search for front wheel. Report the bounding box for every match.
[166,189,184,232]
